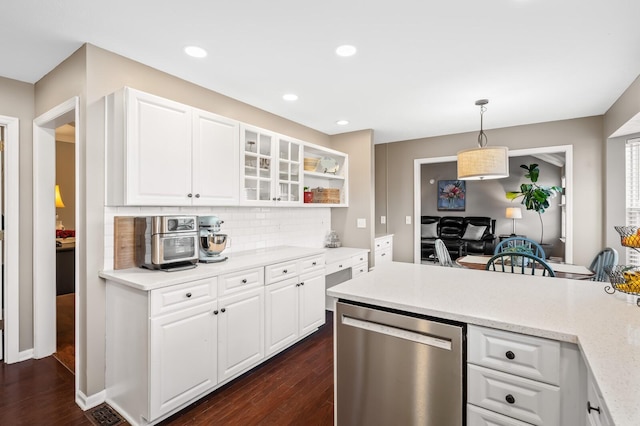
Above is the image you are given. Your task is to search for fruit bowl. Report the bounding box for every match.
[606,265,640,295]
[614,226,640,248]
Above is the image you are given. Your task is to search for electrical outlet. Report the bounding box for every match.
[381,216,386,224]
[357,218,366,228]
[405,216,412,225]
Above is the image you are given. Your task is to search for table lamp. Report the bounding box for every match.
[55,184,65,230]
[505,207,522,236]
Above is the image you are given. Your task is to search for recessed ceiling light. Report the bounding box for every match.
[283,93,298,101]
[335,45,357,57]
[336,120,350,126]
[184,46,207,58]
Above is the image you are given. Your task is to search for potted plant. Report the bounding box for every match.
[506,163,562,246]
[501,245,534,266]
[304,186,314,203]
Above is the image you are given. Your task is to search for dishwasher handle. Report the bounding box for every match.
[342,315,453,351]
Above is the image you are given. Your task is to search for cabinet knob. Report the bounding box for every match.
[242,279,247,284]
[277,197,281,201]
[195,193,200,198]
[339,264,342,268]
[272,197,277,201]
[505,394,515,404]
[587,401,601,414]
[221,308,226,313]
[213,310,219,315]
[283,269,288,274]
[186,292,192,298]
[312,262,317,266]
[505,351,515,360]
[187,193,193,198]
[296,283,300,287]
[300,282,304,286]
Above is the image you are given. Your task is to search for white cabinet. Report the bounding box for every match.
[302,142,348,206]
[105,87,239,206]
[467,325,584,426]
[264,255,326,356]
[585,367,613,426]
[374,234,393,264]
[240,124,302,205]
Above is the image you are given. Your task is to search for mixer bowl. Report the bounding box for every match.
[200,233,227,256]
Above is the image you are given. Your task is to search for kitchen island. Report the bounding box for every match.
[327,261,640,426]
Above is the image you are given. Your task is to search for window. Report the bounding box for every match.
[626,138,640,265]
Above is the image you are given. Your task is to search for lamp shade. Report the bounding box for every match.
[505,207,522,219]
[55,184,65,208]
[457,146,509,180]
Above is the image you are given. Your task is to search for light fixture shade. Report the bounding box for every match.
[457,146,509,180]
[55,184,65,208]
[505,207,522,219]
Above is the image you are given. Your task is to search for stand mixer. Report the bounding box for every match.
[198,215,228,263]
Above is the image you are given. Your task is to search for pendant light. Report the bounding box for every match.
[457,99,509,180]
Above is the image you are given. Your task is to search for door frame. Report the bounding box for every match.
[1,115,20,363]
[413,145,574,264]
[33,97,79,360]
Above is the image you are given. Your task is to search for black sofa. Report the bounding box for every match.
[421,216,497,260]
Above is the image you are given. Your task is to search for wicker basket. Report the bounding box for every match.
[607,265,640,295]
[304,158,319,171]
[614,226,640,247]
[311,187,340,204]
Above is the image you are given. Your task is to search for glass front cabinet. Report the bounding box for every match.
[241,124,301,205]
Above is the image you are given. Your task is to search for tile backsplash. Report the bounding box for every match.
[104,206,332,270]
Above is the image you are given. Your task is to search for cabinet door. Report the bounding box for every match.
[275,136,302,205]
[126,88,193,205]
[150,301,217,419]
[241,125,275,204]
[218,287,265,381]
[298,272,326,335]
[192,109,240,205]
[265,277,299,356]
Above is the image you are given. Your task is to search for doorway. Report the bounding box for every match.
[32,98,79,382]
[412,145,574,264]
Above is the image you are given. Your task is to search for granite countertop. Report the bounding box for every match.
[327,261,640,426]
[99,246,326,291]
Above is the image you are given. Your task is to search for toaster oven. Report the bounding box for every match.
[134,215,199,271]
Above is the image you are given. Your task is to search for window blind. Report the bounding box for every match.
[626,138,640,265]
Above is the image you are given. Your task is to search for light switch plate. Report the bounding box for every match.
[357,218,366,228]
[405,216,412,225]
[381,216,386,224]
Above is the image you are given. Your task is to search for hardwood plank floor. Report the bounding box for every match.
[55,293,76,373]
[0,311,334,425]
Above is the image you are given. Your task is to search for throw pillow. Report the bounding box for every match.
[462,224,487,240]
[421,222,438,239]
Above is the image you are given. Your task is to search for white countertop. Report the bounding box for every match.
[99,246,326,291]
[327,261,640,426]
[324,246,370,264]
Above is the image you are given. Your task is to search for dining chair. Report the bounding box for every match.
[485,252,556,277]
[435,238,461,268]
[494,237,546,259]
[588,247,618,282]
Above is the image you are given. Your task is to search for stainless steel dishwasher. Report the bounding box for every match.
[336,301,465,426]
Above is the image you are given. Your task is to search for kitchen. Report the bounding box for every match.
[2,2,640,425]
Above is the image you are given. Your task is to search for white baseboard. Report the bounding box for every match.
[17,348,34,362]
[76,389,106,411]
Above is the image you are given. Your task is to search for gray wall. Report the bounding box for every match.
[420,156,562,244]
[377,116,603,266]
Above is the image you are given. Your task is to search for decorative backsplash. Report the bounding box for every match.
[104,206,332,270]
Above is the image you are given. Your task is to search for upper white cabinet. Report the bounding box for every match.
[105,87,239,206]
[302,142,348,206]
[240,124,302,206]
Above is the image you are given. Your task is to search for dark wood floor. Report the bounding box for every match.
[0,311,335,425]
[55,293,76,373]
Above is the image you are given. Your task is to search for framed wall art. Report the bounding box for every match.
[437,180,466,211]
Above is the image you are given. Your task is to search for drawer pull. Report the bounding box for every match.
[505,350,515,360]
[296,283,300,287]
[312,261,317,266]
[381,253,386,256]
[283,269,288,274]
[221,308,226,313]
[242,279,247,284]
[505,394,515,404]
[339,264,343,268]
[300,282,304,286]
[187,193,193,198]
[213,310,219,315]
[186,292,192,298]
[587,401,601,414]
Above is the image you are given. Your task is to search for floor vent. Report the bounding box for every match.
[85,403,127,426]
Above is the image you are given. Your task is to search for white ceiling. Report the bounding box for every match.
[3,0,640,144]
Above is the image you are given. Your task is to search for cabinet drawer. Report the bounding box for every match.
[467,404,533,426]
[300,255,326,275]
[375,236,392,250]
[265,260,299,284]
[374,248,392,262]
[150,278,217,316]
[351,253,368,265]
[467,364,560,426]
[326,258,353,275]
[352,261,369,278]
[218,267,264,296]
[468,325,560,385]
